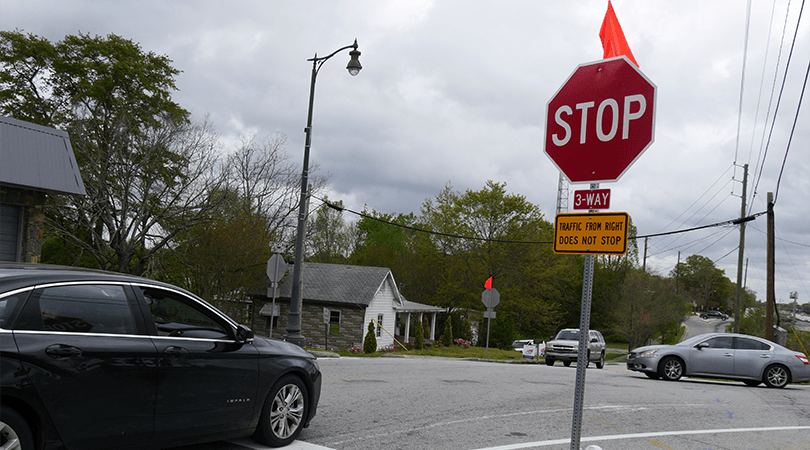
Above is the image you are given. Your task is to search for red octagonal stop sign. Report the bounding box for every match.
[544,56,656,183]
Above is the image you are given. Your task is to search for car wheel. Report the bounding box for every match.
[596,351,605,369]
[743,380,761,387]
[763,365,790,389]
[563,361,571,367]
[253,374,309,447]
[659,357,684,381]
[644,372,661,380]
[1,407,34,450]
[545,358,554,366]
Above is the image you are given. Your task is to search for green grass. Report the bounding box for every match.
[331,344,629,363]
[334,346,523,360]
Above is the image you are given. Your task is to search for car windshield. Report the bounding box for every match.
[556,330,579,340]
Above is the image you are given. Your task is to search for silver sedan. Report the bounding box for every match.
[627,333,810,388]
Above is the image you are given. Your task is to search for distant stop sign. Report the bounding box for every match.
[544,56,656,183]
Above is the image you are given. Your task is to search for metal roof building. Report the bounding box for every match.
[0,115,85,196]
[0,115,85,262]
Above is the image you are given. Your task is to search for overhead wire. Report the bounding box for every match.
[774,58,809,203]
[314,194,764,246]
[750,0,806,209]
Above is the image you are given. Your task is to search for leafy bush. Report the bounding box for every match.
[441,318,453,346]
[363,320,377,353]
[413,317,425,350]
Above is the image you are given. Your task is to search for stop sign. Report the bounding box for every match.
[544,56,656,183]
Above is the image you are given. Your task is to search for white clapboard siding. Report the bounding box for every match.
[362,273,399,350]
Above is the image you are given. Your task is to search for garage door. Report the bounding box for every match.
[0,204,21,261]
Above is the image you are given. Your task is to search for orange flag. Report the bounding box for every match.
[599,1,639,67]
[484,277,493,290]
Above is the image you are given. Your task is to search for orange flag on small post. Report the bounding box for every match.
[484,277,493,290]
[599,1,639,67]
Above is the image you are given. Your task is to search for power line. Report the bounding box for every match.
[314,195,764,246]
[751,0,806,209]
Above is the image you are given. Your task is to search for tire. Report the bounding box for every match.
[743,380,761,387]
[545,358,555,366]
[253,374,309,447]
[563,360,571,367]
[1,406,34,450]
[659,356,684,381]
[763,365,790,389]
[595,351,605,369]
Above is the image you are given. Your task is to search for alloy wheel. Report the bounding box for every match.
[270,383,305,439]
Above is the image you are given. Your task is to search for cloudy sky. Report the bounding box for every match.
[4,1,808,307]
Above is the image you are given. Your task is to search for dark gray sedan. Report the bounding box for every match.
[627,333,810,388]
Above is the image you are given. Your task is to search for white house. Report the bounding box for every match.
[253,262,446,351]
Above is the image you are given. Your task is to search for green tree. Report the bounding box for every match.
[670,254,732,312]
[417,181,559,339]
[308,197,352,264]
[156,188,274,320]
[413,316,425,350]
[483,313,516,350]
[611,270,689,350]
[0,31,224,274]
[350,210,416,268]
[363,320,377,353]
[441,316,453,346]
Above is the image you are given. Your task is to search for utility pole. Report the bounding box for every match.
[766,192,774,341]
[733,164,748,332]
[642,237,648,273]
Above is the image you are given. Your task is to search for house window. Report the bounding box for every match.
[329,310,340,335]
[266,315,278,330]
[376,314,384,337]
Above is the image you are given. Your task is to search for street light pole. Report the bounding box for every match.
[285,40,362,347]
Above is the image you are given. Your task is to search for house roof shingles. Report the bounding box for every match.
[276,262,395,307]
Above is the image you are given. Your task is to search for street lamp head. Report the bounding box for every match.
[346,40,362,76]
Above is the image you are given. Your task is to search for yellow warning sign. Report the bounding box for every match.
[553,212,629,255]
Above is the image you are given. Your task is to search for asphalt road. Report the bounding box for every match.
[186,342,810,450]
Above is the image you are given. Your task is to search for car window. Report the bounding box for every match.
[700,336,734,349]
[141,287,230,340]
[0,291,28,329]
[16,284,136,335]
[736,337,770,351]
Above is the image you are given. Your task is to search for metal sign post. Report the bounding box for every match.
[570,253,595,449]
[266,248,286,339]
[481,287,500,359]
[569,184,602,450]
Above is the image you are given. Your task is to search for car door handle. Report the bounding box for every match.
[723,353,733,357]
[45,344,82,359]
[760,354,772,358]
[163,346,189,357]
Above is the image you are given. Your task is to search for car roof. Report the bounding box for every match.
[0,263,178,294]
[684,332,787,348]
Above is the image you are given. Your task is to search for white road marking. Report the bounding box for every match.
[228,438,334,450]
[469,426,810,450]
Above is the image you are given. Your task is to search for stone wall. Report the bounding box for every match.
[253,299,365,351]
[0,186,46,263]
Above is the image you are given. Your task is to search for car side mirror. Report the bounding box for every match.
[590,337,597,343]
[696,342,709,350]
[236,324,254,344]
